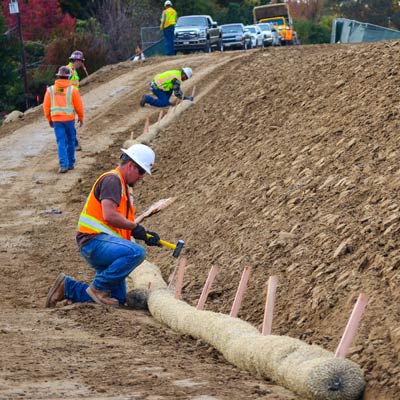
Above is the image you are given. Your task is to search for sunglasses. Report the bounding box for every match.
[134,163,146,175]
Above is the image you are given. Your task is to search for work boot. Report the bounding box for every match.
[45,273,66,308]
[58,167,68,174]
[140,95,146,107]
[86,284,119,307]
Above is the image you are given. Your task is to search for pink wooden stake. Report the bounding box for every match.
[196,266,219,310]
[168,264,178,290]
[335,293,368,358]
[157,110,163,124]
[261,275,278,335]
[229,266,252,318]
[174,257,187,299]
[143,117,149,134]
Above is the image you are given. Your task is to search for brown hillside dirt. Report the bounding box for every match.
[1,43,399,400]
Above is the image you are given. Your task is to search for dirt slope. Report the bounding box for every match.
[1,42,399,400]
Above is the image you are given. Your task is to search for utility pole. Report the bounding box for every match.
[9,0,29,110]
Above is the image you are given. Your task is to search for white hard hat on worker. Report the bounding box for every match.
[164,0,172,6]
[182,67,192,80]
[121,144,155,175]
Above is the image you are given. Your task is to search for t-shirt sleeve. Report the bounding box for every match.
[94,175,122,206]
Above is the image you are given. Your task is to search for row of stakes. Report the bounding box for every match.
[150,257,369,360]
[130,86,197,141]
[136,93,367,359]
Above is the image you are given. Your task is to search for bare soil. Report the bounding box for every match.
[1,43,399,400]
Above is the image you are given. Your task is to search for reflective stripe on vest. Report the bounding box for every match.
[163,8,177,28]
[153,70,181,91]
[77,169,135,240]
[49,85,74,117]
[68,62,80,89]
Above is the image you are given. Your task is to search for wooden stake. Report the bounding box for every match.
[157,110,163,124]
[174,257,187,300]
[130,131,134,140]
[143,117,149,134]
[229,266,252,318]
[168,263,178,290]
[335,293,368,358]
[196,266,219,310]
[191,86,196,98]
[261,276,278,335]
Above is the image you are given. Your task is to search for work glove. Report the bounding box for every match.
[184,96,194,101]
[49,121,54,128]
[145,231,161,247]
[132,224,147,241]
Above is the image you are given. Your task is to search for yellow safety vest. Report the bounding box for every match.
[153,69,181,91]
[67,62,80,90]
[162,7,177,29]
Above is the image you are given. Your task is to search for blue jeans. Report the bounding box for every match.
[64,234,146,305]
[144,85,172,107]
[163,26,175,56]
[53,120,76,169]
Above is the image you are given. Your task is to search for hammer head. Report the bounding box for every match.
[172,240,184,258]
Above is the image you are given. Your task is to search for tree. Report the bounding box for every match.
[2,0,76,42]
[0,5,24,114]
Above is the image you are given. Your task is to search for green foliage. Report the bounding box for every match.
[294,18,331,44]
[215,2,254,25]
[0,6,25,114]
[25,41,45,66]
[173,0,218,17]
[44,32,109,75]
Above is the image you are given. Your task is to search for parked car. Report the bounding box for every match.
[220,23,252,51]
[174,15,221,54]
[258,23,280,46]
[245,25,264,48]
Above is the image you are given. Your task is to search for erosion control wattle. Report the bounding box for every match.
[126,262,365,400]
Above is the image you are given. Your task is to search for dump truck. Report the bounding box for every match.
[253,3,296,45]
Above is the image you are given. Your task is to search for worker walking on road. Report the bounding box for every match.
[140,67,193,107]
[160,0,177,56]
[45,144,162,307]
[43,66,84,174]
[66,50,87,151]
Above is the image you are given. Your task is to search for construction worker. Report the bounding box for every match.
[140,67,193,107]
[45,144,162,307]
[67,50,86,150]
[160,0,177,56]
[43,66,84,174]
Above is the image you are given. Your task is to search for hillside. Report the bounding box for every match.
[1,42,399,400]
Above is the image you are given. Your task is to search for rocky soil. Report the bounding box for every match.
[1,42,399,399]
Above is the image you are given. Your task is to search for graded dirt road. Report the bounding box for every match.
[1,43,399,400]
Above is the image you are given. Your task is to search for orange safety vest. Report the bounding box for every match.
[285,29,293,41]
[49,85,74,118]
[162,7,177,29]
[77,168,136,240]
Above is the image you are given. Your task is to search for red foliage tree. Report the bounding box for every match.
[2,0,76,41]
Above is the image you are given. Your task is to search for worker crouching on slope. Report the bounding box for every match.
[140,67,193,107]
[45,144,162,307]
[43,66,84,174]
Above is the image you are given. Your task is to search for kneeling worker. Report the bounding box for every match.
[45,143,162,307]
[140,67,193,107]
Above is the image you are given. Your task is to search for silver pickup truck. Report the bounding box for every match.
[174,15,222,54]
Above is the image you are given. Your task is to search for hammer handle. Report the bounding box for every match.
[146,233,176,250]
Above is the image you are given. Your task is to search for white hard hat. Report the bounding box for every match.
[164,0,172,6]
[182,67,192,79]
[56,66,72,78]
[120,144,155,175]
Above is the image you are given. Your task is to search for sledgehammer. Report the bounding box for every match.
[146,234,184,258]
